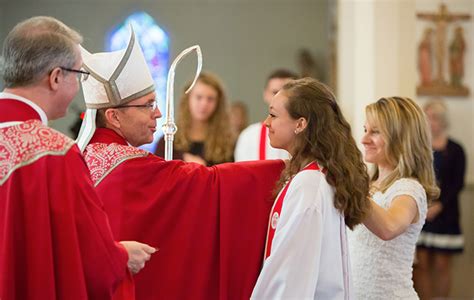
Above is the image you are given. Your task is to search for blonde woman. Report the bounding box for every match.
[155,72,234,165]
[349,97,440,299]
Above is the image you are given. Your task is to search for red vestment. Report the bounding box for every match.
[0,99,130,299]
[84,128,284,300]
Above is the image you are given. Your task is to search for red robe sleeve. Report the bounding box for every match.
[92,154,284,300]
[216,160,284,299]
[0,146,129,299]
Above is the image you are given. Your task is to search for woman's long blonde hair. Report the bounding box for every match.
[277,78,371,229]
[366,97,440,201]
[175,72,234,163]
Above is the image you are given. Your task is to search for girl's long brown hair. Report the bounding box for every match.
[175,72,234,163]
[276,78,371,229]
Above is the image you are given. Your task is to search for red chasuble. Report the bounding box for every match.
[84,128,285,300]
[0,99,129,300]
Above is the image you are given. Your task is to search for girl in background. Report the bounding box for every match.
[155,72,234,165]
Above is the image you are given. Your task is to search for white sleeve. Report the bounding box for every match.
[251,184,323,299]
[234,124,258,162]
[234,129,248,162]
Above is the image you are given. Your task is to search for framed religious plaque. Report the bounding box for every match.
[416,3,471,97]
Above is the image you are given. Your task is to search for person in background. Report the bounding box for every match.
[229,100,249,138]
[414,99,466,300]
[155,72,234,165]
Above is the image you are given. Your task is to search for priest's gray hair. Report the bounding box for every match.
[1,16,83,88]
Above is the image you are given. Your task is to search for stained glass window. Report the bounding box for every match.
[107,11,169,152]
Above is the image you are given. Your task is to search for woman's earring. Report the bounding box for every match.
[294,129,298,135]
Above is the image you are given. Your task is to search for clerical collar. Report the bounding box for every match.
[0,92,48,125]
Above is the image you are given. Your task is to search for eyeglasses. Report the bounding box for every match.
[60,67,90,82]
[114,101,159,112]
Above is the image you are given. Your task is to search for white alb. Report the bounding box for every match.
[251,168,352,299]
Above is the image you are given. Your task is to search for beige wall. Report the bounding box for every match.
[0,0,330,137]
[338,0,417,153]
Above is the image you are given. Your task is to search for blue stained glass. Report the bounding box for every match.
[106,11,169,153]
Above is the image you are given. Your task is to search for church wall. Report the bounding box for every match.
[0,0,329,137]
[337,0,376,134]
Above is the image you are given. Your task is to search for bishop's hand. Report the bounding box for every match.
[119,241,158,274]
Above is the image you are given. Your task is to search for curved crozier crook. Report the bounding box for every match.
[183,46,203,94]
[163,45,203,161]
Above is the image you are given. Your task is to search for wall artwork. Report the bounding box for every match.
[416,3,471,97]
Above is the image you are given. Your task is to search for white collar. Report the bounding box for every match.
[0,92,48,125]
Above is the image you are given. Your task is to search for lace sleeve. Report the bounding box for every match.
[388,178,427,222]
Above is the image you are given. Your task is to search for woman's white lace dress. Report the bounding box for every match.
[348,178,427,299]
